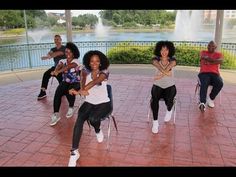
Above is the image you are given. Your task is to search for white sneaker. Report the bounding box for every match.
[68,149,80,167]
[49,113,61,126]
[199,102,206,112]
[207,97,215,108]
[96,129,104,143]
[152,120,159,134]
[66,107,74,118]
[164,109,173,122]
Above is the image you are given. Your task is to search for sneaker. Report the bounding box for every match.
[49,113,61,126]
[164,109,173,122]
[37,90,47,100]
[68,149,80,167]
[198,103,206,112]
[96,129,104,143]
[207,97,215,108]
[66,107,74,118]
[152,120,159,134]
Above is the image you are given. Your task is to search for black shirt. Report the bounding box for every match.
[50,45,66,66]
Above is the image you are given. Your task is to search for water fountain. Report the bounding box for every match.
[94,17,110,39]
[27,28,51,43]
[174,10,204,41]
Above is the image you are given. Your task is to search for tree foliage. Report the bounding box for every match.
[99,10,176,28]
[0,10,47,29]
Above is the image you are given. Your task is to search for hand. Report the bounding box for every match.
[69,89,78,95]
[79,89,89,96]
[51,71,58,76]
[41,56,49,60]
[154,73,164,80]
[202,55,209,60]
[41,54,51,60]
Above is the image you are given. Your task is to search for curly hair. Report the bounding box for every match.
[154,41,175,58]
[83,50,110,71]
[65,42,80,59]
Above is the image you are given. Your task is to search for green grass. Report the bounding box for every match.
[3,28,25,35]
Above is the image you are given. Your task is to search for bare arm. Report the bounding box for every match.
[69,72,107,96]
[152,59,176,75]
[83,73,107,91]
[69,68,87,96]
[49,51,64,58]
[57,62,78,74]
[52,62,78,76]
[51,62,63,76]
[80,69,87,90]
[41,50,64,60]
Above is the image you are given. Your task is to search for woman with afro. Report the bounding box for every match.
[68,50,111,166]
[151,41,177,134]
[49,42,82,126]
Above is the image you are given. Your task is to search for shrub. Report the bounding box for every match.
[107,43,236,69]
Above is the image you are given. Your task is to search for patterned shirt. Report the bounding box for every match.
[59,59,82,83]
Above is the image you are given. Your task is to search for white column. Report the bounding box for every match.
[214,10,224,52]
[65,10,72,42]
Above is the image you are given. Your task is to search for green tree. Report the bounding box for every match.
[47,16,57,26]
[112,13,121,25]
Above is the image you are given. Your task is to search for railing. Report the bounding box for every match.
[0,41,236,72]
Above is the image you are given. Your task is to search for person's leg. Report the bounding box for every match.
[150,85,163,133]
[65,91,76,108]
[163,85,177,111]
[71,102,93,150]
[209,73,223,100]
[41,66,55,90]
[163,85,177,122]
[38,67,55,99]
[198,73,211,104]
[65,83,76,118]
[69,102,92,167]
[53,82,67,113]
[150,85,163,121]
[56,72,63,84]
[66,83,80,108]
[50,82,68,126]
[88,102,112,133]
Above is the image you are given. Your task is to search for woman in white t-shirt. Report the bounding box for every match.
[68,50,111,167]
[49,42,82,126]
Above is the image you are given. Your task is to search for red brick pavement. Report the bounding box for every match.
[0,74,236,166]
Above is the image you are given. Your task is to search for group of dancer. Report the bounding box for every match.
[37,34,224,166]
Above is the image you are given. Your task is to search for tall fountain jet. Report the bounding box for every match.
[94,16,110,39]
[28,29,51,43]
[174,10,203,41]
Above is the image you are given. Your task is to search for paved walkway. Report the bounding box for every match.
[0,65,236,166]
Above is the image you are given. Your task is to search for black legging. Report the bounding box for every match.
[41,66,62,90]
[72,101,111,150]
[53,81,80,113]
[150,85,176,120]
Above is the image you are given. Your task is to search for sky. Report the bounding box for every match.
[44,10,101,17]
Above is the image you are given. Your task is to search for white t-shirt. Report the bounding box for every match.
[84,70,110,105]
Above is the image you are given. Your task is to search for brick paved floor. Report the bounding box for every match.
[0,73,236,166]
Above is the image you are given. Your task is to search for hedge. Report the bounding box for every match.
[107,43,236,69]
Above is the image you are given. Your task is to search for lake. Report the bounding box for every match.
[7,30,236,45]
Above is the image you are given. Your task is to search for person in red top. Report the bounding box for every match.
[198,41,224,112]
